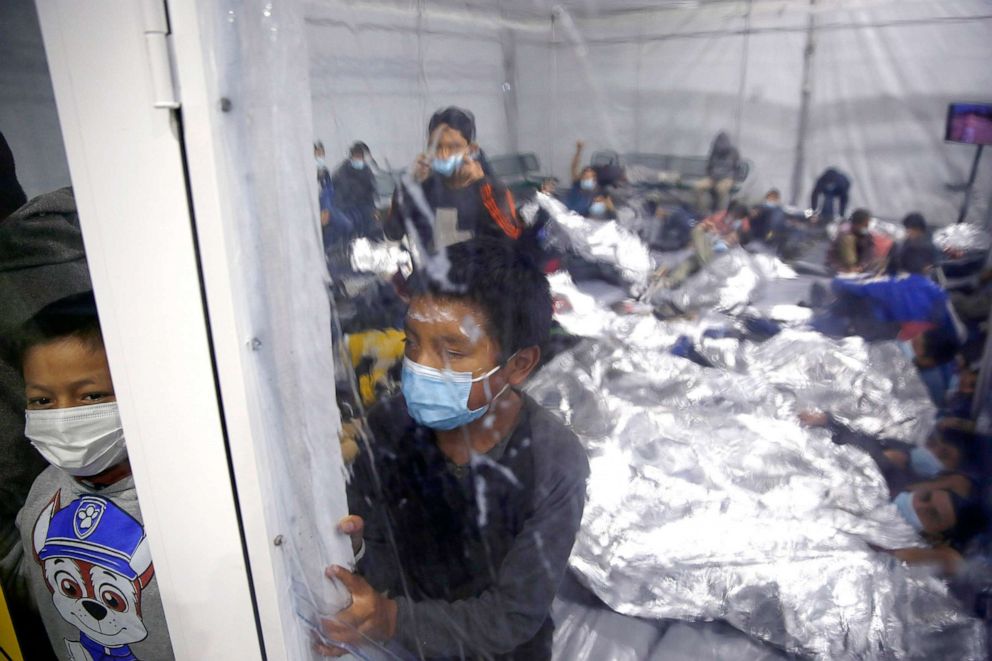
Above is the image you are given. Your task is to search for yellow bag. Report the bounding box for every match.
[0,582,24,661]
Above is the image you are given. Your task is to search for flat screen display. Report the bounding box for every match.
[945,102,992,145]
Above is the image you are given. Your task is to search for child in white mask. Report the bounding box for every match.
[6,292,174,660]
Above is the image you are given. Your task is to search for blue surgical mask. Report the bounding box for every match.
[350,159,366,170]
[432,153,464,178]
[580,178,596,191]
[315,157,326,169]
[894,491,923,532]
[401,357,509,430]
[909,447,943,478]
[589,201,607,217]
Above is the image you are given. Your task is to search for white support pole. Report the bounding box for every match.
[34,1,265,658]
[166,1,353,658]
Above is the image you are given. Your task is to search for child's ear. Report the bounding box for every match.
[506,346,540,386]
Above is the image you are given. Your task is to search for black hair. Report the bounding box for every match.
[1,291,103,370]
[427,107,476,144]
[937,427,980,469]
[850,208,872,226]
[349,141,368,157]
[408,238,552,359]
[902,212,927,233]
[900,241,935,274]
[946,491,987,548]
[727,200,749,218]
[313,140,324,151]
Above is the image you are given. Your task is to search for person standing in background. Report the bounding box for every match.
[811,167,851,222]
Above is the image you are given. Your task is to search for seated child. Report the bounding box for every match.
[7,292,174,660]
[318,238,590,659]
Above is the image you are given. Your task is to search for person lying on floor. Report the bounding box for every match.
[944,356,979,418]
[888,483,986,574]
[798,410,985,575]
[798,410,979,498]
[812,241,965,344]
[653,201,751,294]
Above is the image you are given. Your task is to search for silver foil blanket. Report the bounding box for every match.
[528,192,654,292]
[548,266,935,444]
[652,247,799,315]
[934,222,992,254]
[349,237,412,278]
[526,341,984,659]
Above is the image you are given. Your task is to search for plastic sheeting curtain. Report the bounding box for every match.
[192,1,354,655]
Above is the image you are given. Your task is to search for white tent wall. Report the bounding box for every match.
[805,1,992,225]
[0,0,70,198]
[300,0,990,226]
[524,4,758,187]
[517,0,992,224]
[304,0,525,171]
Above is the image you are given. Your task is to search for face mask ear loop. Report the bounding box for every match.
[472,351,518,404]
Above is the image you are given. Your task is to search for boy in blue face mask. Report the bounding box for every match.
[385,107,523,253]
[318,238,590,659]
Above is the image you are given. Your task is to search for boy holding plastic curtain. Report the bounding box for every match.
[318,238,590,659]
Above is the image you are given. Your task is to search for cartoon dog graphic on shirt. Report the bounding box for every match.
[33,491,154,661]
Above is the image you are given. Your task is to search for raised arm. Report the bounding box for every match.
[570,140,585,182]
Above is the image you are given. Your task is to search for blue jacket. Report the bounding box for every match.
[831,273,961,340]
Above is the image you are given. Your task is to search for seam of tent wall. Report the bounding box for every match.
[305,0,992,225]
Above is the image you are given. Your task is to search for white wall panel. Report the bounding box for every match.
[305,0,516,171]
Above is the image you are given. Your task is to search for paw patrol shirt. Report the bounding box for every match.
[16,466,174,661]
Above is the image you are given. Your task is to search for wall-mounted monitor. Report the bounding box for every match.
[945,102,992,145]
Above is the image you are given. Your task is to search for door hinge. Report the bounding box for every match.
[140,0,180,109]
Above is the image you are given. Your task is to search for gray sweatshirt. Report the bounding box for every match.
[351,394,590,659]
[15,466,175,660]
